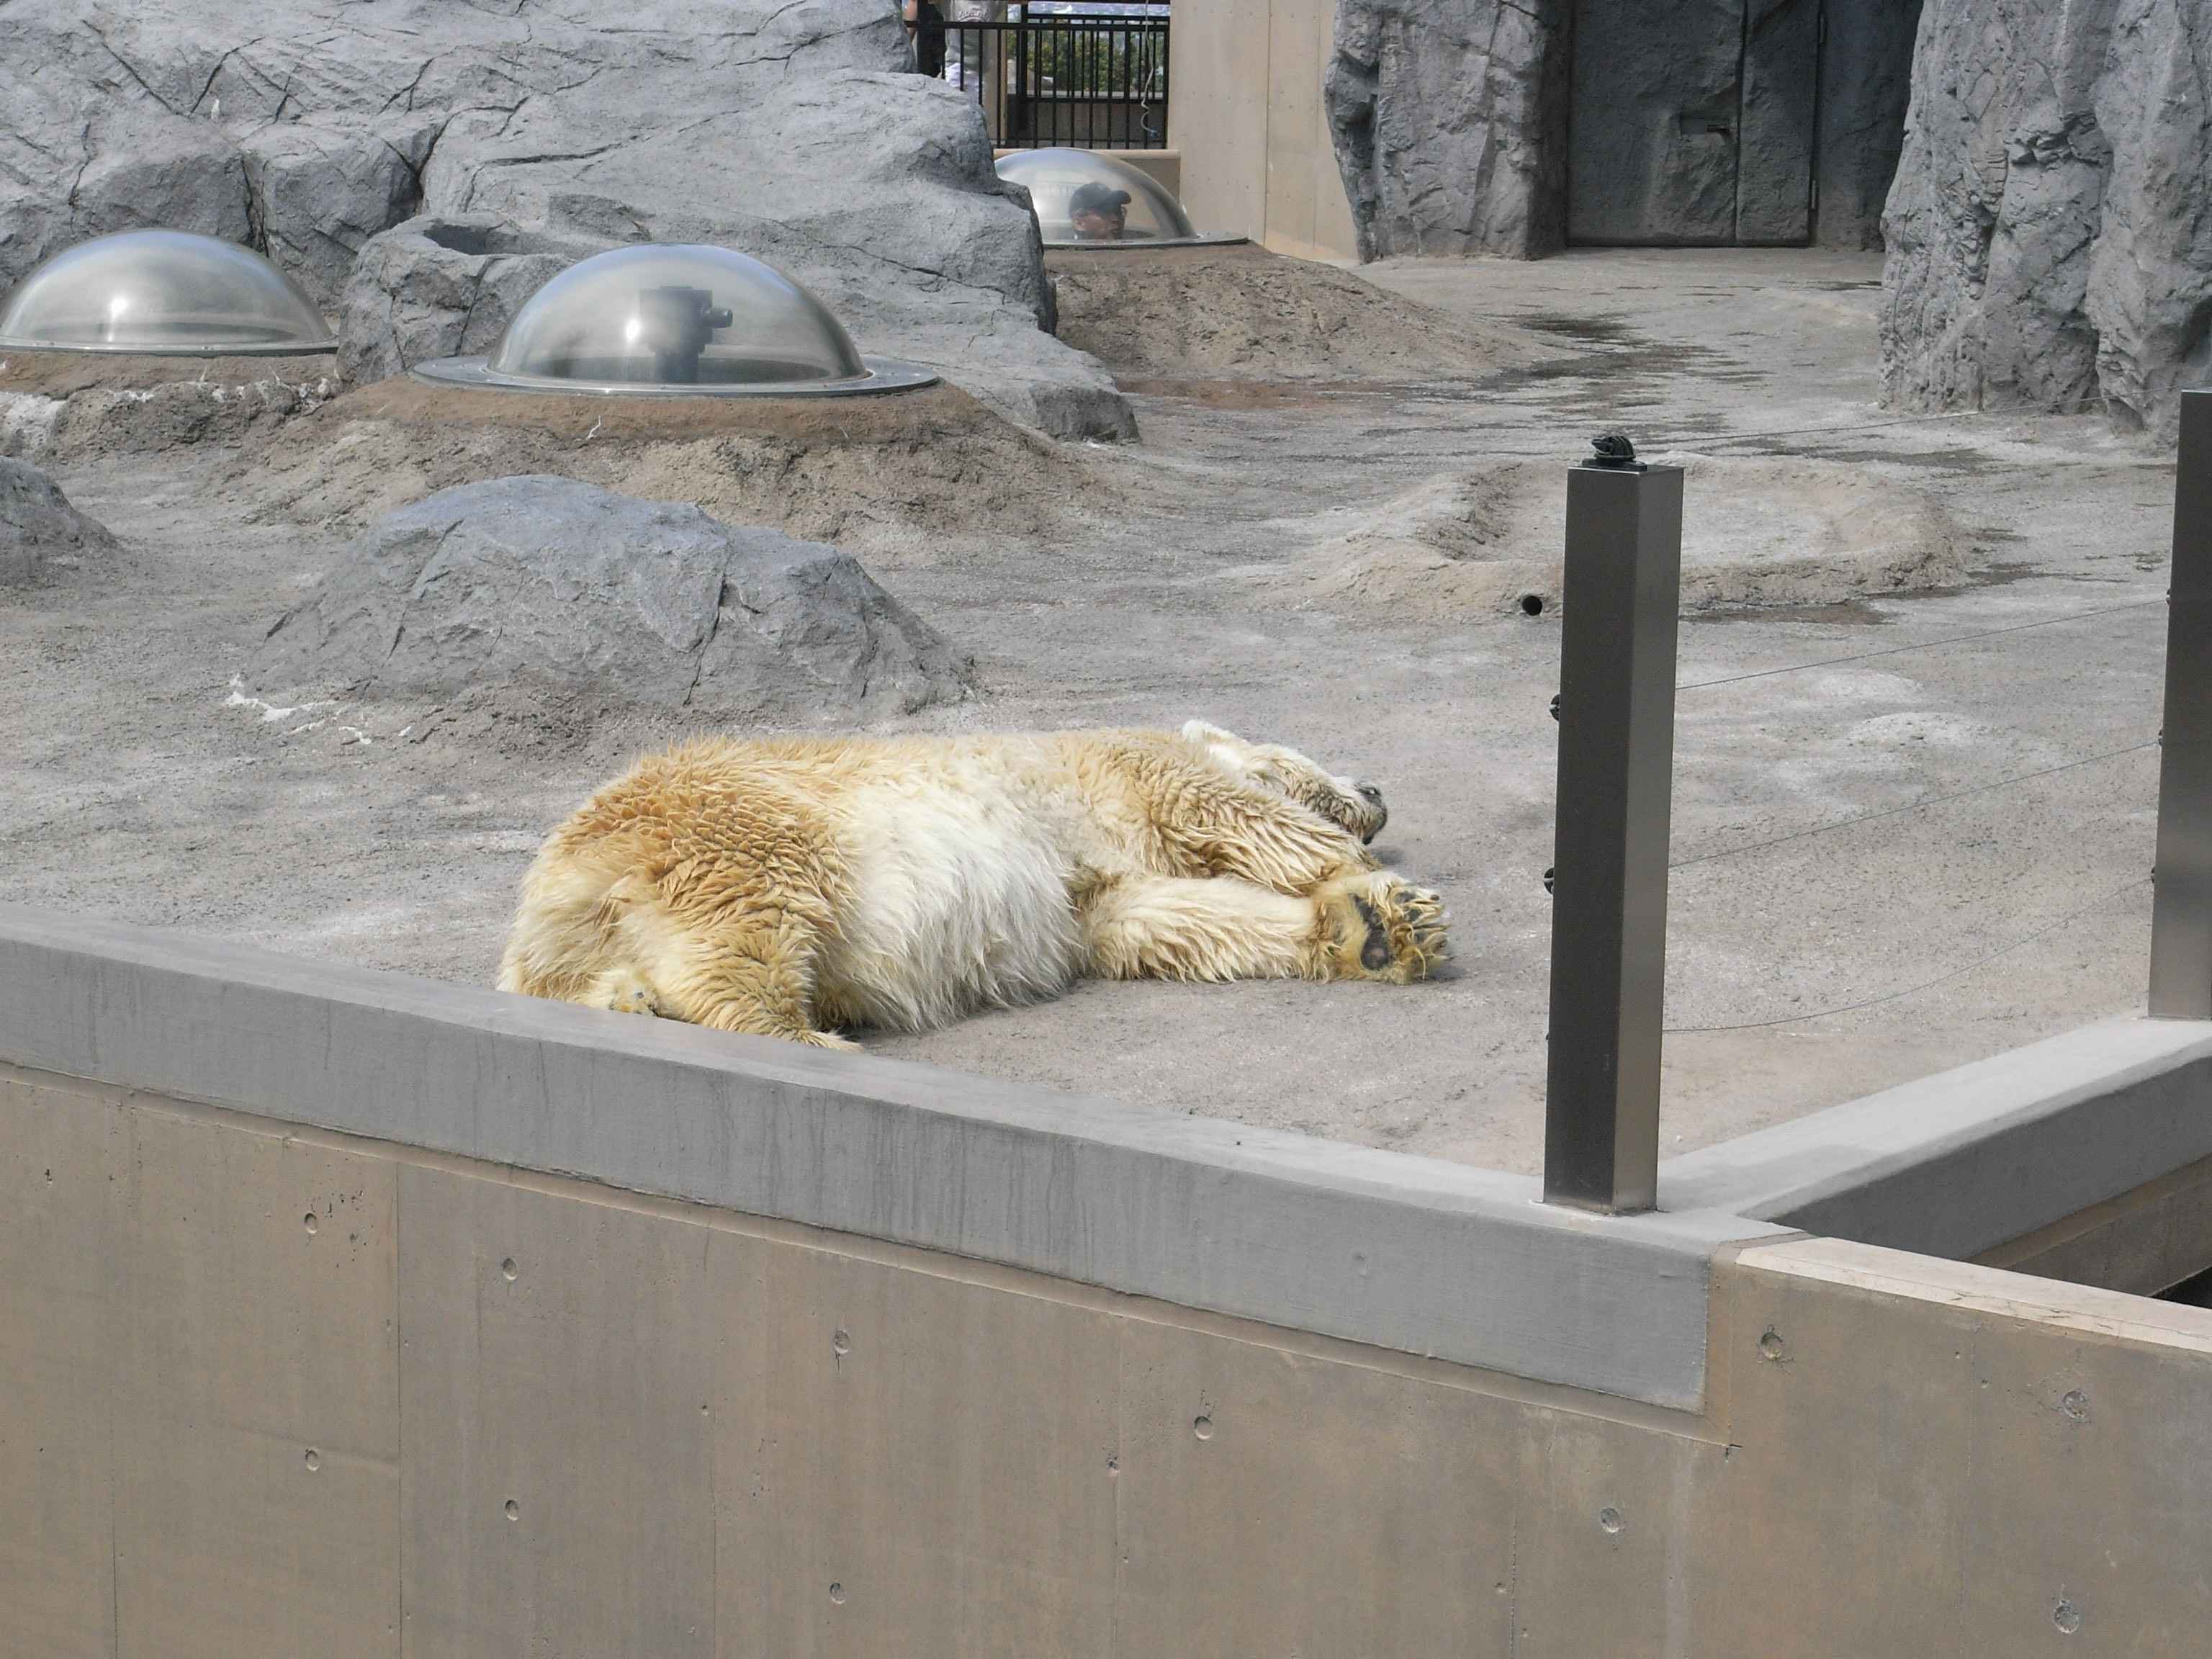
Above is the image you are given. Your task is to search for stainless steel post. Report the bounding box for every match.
[2149,391,2212,1017]
[1543,439,1684,1213]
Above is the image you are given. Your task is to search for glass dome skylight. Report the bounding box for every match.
[994,149,1244,248]
[411,244,937,398]
[0,230,337,356]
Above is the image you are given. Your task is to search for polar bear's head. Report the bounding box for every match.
[1181,720,1388,843]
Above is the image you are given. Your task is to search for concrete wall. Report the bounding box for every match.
[11,1066,2212,1656]
[12,910,2212,1652]
[1169,0,1357,260]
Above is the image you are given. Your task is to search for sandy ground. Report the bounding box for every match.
[0,248,2177,1176]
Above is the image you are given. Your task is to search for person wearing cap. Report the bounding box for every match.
[1068,181,1131,242]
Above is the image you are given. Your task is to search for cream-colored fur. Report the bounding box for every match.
[498,720,1449,1048]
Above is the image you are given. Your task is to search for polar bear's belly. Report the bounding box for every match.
[816,781,1084,1033]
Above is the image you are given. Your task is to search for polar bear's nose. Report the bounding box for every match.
[1351,782,1387,842]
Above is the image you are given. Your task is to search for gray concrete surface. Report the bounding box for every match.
[0,249,2178,1172]
[1663,1014,2212,1258]
[0,907,1787,1407]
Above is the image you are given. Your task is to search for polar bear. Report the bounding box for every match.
[498,720,1449,1048]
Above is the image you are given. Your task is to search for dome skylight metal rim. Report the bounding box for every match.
[408,354,940,398]
[1042,233,1252,252]
[0,333,338,358]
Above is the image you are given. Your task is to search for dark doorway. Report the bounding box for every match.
[1565,0,1922,249]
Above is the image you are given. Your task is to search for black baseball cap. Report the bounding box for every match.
[1069,182,1132,217]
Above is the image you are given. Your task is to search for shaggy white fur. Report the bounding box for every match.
[500,720,1449,1047]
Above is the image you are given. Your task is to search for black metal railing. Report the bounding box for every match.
[922,11,1169,150]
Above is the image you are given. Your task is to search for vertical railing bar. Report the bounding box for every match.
[2150,390,2212,1017]
[1542,436,1683,1216]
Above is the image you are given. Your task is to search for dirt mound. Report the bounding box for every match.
[1046,243,1542,385]
[1292,453,1971,618]
[227,374,1094,554]
[0,349,339,462]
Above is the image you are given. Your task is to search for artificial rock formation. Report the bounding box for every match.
[253,476,970,723]
[1881,0,2212,436]
[1324,0,1919,259]
[1325,0,1570,261]
[0,3,1128,438]
[0,458,117,586]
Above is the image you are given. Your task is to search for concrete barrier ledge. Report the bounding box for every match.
[1660,1015,2212,1260]
[0,905,1786,1410]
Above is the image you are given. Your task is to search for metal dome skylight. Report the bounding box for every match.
[994,148,1244,248]
[411,244,937,398]
[0,230,337,356]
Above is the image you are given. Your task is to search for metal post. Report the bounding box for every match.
[2149,391,2212,1017]
[1543,436,1684,1214]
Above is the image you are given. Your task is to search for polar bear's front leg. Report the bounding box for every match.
[1079,873,1449,984]
[1081,876,1320,981]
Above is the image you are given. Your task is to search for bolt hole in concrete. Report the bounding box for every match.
[500,1256,518,1280]
[304,1449,320,1473]
[503,1499,519,1521]
[2060,1388,2090,1422]
[1757,1328,1786,1360]
[302,1212,318,1234]
[1192,1415,1215,1440]
[1599,1506,1624,1534]
[829,1583,847,1606]
[2054,1599,2082,1635]
[1519,593,1545,616]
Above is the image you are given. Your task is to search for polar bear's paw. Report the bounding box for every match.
[1318,872,1451,984]
[588,967,666,1017]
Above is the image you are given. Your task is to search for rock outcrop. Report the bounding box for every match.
[0,458,117,585]
[253,476,969,723]
[1324,0,1570,261]
[1881,0,2212,436]
[0,2,1128,438]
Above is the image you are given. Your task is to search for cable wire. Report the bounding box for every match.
[1662,876,2152,1035]
[1669,739,2159,872]
[1675,597,2164,693]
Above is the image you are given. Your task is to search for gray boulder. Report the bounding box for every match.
[0,3,1128,439]
[0,458,117,585]
[253,476,970,722]
[1881,0,2212,437]
[337,217,586,388]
